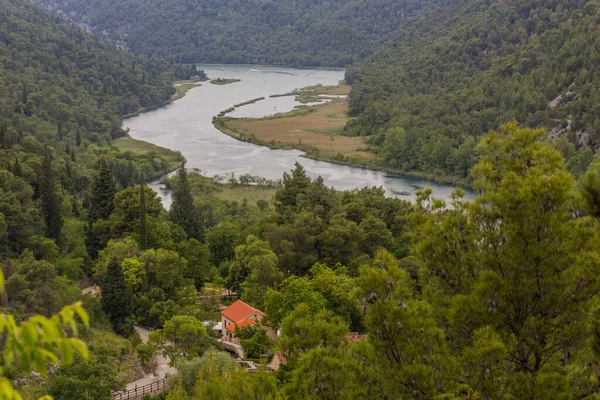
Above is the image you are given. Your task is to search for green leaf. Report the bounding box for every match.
[21,323,38,347]
[70,339,89,360]
[31,353,47,376]
[73,303,90,327]
[58,340,73,365]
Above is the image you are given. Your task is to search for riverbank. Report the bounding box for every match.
[161,172,279,205]
[212,84,470,187]
[123,80,203,119]
[172,80,203,101]
[112,136,184,179]
[213,84,374,164]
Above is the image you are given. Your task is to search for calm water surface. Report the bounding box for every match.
[125,66,468,209]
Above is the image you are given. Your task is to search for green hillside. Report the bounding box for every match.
[34,0,437,67]
[42,0,600,181]
[346,0,599,180]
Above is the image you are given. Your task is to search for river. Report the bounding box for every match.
[124,65,468,209]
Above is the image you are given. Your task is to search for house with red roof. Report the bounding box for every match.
[220,299,276,344]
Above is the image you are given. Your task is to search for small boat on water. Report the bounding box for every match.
[250,67,259,72]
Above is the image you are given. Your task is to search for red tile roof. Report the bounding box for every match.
[225,319,257,333]
[221,300,263,324]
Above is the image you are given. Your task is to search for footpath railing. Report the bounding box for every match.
[113,376,168,400]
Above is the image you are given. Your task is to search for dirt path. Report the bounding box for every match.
[125,326,177,391]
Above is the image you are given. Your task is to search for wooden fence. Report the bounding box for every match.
[113,376,168,400]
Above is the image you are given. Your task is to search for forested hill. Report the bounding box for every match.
[0,0,187,257]
[346,0,600,180]
[34,0,434,67]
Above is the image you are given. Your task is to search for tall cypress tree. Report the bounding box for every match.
[170,163,202,241]
[100,258,133,336]
[139,181,148,250]
[85,159,116,259]
[39,151,63,243]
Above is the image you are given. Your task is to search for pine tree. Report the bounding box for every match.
[85,159,116,259]
[170,163,202,241]
[100,258,133,336]
[139,181,148,250]
[12,158,22,178]
[39,151,63,243]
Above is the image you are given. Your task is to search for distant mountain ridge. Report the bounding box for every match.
[33,0,437,67]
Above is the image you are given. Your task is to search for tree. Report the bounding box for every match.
[0,170,37,256]
[206,222,239,267]
[191,368,278,400]
[417,123,600,398]
[39,151,63,243]
[275,162,311,216]
[175,348,238,395]
[86,159,116,259]
[48,355,121,400]
[234,324,273,359]
[282,346,368,400]
[139,180,148,250]
[178,238,211,292]
[0,269,89,399]
[264,276,327,328]
[149,315,211,363]
[277,304,348,363]
[578,168,600,218]
[354,249,455,398]
[170,164,202,241]
[230,236,283,309]
[100,257,133,336]
[226,235,280,294]
[0,213,8,260]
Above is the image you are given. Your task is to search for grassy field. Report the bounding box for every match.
[172,81,202,101]
[112,136,184,171]
[216,184,278,204]
[217,84,373,164]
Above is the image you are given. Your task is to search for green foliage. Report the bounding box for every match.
[416,124,600,397]
[170,164,202,241]
[227,235,282,309]
[149,315,211,364]
[174,348,237,395]
[234,325,273,359]
[267,163,410,275]
[48,355,120,400]
[347,0,600,180]
[0,269,89,399]
[32,0,432,67]
[86,160,116,259]
[39,152,63,243]
[100,258,134,336]
[177,239,211,292]
[277,304,348,363]
[263,263,362,331]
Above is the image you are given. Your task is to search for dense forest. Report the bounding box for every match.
[346,0,600,180]
[5,0,600,399]
[32,0,600,182]
[34,0,434,67]
[0,1,189,395]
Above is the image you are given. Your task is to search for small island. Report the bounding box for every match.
[210,78,241,85]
